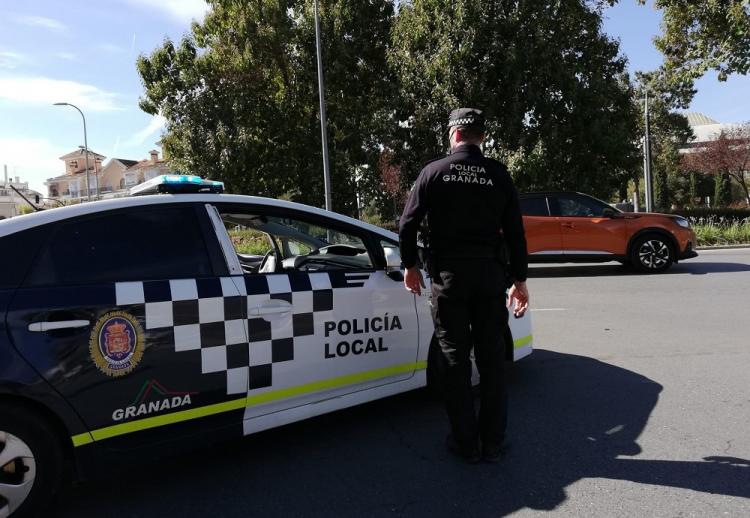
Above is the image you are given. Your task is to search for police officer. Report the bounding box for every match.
[399,108,529,463]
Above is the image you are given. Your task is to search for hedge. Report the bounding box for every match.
[670,208,750,223]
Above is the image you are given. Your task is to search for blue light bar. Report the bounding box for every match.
[129,175,225,196]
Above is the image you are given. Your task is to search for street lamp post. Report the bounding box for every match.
[643,91,653,212]
[54,102,92,202]
[314,0,333,212]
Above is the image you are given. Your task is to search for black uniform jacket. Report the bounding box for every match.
[398,145,528,282]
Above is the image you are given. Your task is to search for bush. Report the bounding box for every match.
[692,218,750,246]
[227,228,272,255]
[671,208,750,223]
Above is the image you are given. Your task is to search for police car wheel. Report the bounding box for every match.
[630,234,673,273]
[0,403,64,518]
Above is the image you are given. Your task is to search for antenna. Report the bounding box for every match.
[9,185,42,212]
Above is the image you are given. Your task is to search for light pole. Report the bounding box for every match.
[643,91,653,212]
[54,102,93,201]
[314,0,332,212]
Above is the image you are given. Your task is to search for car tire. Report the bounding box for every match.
[0,402,65,518]
[629,233,674,273]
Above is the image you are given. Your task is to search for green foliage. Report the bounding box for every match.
[714,173,732,207]
[227,228,273,255]
[137,0,742,217]
[633,72,695,209]
[137,0,395,216]
[671,207,750,222]
[388,0,641,200]
[644,0,750,85]
[692,218,750,246]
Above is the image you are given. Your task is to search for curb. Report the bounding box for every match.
[696,244,750,250]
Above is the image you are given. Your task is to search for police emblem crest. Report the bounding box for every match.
[89,311,145,377]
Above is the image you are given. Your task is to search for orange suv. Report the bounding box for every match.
[520,191,698,272]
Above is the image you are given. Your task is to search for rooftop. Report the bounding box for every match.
[684,112,720,127]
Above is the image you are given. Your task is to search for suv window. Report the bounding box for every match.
[520,197,549,216]
[28,206,214,286]
[220,209,373,273]
[556,194,612,217]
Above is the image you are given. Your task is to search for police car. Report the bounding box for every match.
[0,175,533,516]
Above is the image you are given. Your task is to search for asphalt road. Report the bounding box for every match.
[56,249,750,517]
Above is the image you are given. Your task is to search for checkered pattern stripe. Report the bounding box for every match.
[448,116,481,127]
[115,271,371,395]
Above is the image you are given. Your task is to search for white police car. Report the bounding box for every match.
[0,175,532,516]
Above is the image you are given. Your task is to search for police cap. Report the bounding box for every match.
[447,108,485,129]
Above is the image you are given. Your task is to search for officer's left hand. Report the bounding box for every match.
[508,281,529,318]
[404,267,425,296]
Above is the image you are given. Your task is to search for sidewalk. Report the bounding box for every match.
[696,244,750,250]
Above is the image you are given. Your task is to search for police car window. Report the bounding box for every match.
[519,197,549,216]
[220,212,373,273]
[558,194,607,217]
[28,206,213,286]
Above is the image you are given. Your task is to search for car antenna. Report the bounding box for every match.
[9,184,43,212]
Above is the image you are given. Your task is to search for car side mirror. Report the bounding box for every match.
[384,247,402,271]
[602,208,617,218]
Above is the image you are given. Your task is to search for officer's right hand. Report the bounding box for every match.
[404,267,425,296]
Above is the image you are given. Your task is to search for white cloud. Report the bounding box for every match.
[124,0,208,24]
[125,115,166,147]
[98,43,125,54]
[0,76,120,112]
[54,52,76,61]
[11,14,68,33]
[0,137,69,194]
[0,51,28,69]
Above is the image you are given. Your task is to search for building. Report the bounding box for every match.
[684,113,740,146]
[46,149,173,202]
[45,148,106,201]
[1,168,44,219]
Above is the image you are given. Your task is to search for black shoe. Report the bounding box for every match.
[446,434,481,463]
[481,440,509,463]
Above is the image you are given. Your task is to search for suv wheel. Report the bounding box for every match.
[630,234,673,273]
[0,403,64,517]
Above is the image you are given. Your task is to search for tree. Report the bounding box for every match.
[633,72,694,210]
[681,124,750,206]
[640,0,750,86]
[137,0,395,215]
[388,0,641,200]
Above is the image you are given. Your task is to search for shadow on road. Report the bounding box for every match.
[58,350,750,517]
[529,261,750,278]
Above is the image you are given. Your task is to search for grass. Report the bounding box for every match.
[228,228,273,255]
[690,217,750,247]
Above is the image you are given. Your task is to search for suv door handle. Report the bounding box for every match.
[28,320,90,332]
[561,222,575,228]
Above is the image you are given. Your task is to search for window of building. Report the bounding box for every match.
[28,206,214,286]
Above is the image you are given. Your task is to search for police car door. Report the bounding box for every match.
[213,204,420,423]
[5,203,248,450]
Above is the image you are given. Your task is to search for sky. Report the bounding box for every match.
[1,0,749,196]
